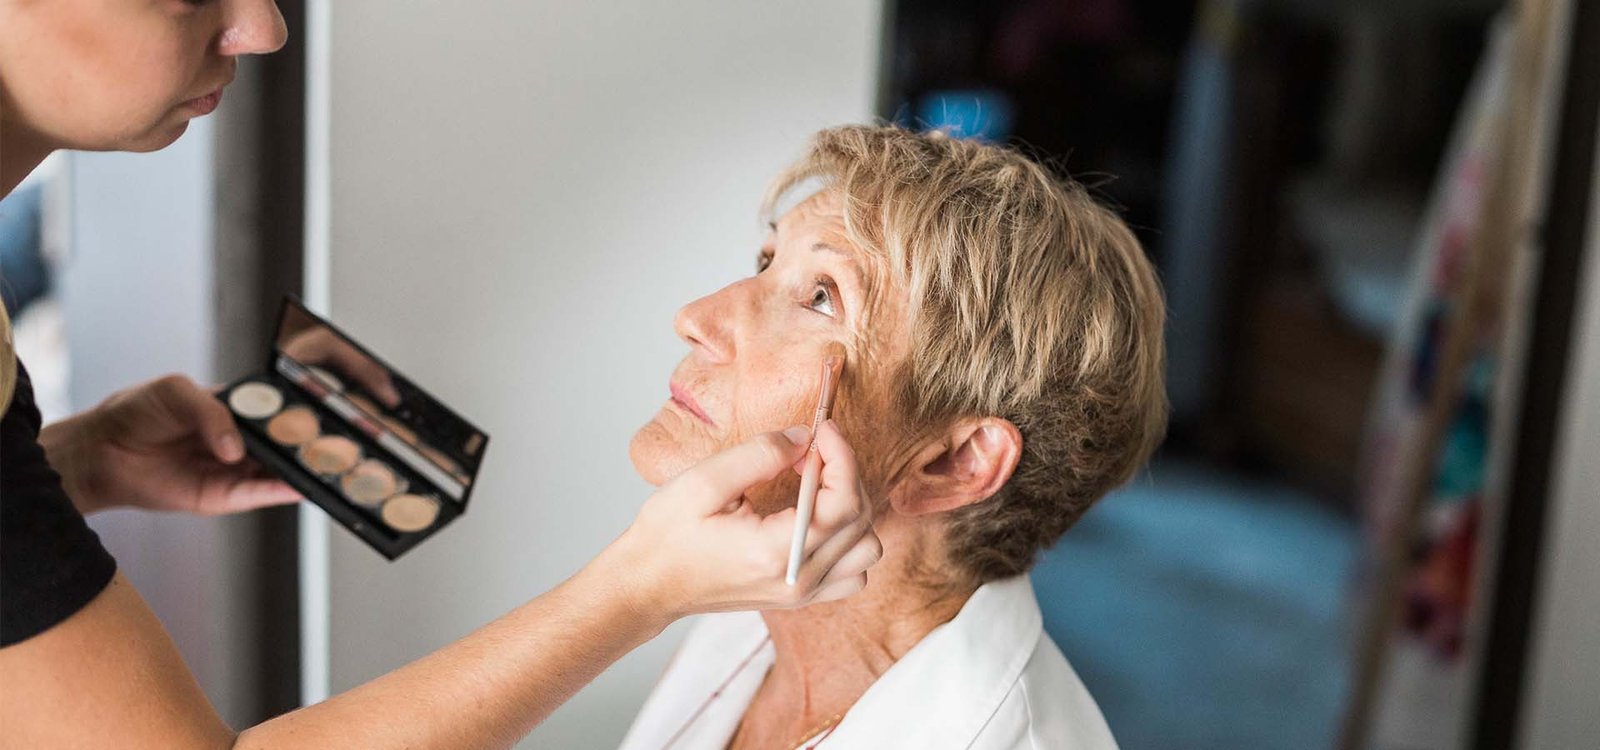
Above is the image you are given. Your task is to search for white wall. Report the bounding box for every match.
[320,2,882,745]
[60,121,262,726]
[1517,115,1600,750]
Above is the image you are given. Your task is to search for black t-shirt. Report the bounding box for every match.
[1,358,117,646]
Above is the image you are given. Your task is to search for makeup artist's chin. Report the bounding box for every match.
[116,118,194,153]
[120,93,223,152]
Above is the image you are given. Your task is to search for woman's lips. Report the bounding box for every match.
[669,383,715,426]
[182,88,224,116]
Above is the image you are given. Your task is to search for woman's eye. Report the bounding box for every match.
[756,253,772,273]
[807,281,837,317]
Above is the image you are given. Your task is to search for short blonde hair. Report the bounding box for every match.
[764,125,1167,585]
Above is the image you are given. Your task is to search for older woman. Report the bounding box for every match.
[622,125,1167,750]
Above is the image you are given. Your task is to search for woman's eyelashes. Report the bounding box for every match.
[807,277,838,317]
[755,249,840,319]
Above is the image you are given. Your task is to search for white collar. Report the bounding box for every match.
[636,575,1046,750]
[824,575,1043,748]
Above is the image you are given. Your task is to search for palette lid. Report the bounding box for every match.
[271,296,489,506]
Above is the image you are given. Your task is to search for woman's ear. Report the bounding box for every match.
[888,418,1022,516]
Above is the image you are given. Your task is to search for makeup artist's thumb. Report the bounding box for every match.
[677,426,810,513]
[161,376,247,463]
[200,402,247,464]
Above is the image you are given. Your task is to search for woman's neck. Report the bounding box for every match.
[1,118,55,199]
[733,571,974,748]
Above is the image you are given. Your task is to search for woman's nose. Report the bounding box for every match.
[674,292,735,364]
[218,0,289,57]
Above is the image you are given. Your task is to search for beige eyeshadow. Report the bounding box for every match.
[341,459,400,507]
[266,406,320,446]
[228,382,284,420]
[381,493,440,533]
[299,435,360,475]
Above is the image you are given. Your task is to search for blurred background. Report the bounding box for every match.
[2,0,1595,748]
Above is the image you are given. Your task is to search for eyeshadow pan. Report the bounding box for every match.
[300,435,361,475]
[342,459,400,507]
[266,406,321,446]
[228,382,284,420]
[381,493,440,533]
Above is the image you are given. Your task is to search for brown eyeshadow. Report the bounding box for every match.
[266,406,321,446]
[300,435,360,475]
[341,459,400,507]
[381,493,440,533]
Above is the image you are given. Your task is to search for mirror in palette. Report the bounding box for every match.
[273,300,487,497]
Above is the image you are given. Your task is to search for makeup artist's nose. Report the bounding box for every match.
[218,0,289,56]
[674,294,734,364]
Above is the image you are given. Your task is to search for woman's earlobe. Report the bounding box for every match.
[890,419,1022,516]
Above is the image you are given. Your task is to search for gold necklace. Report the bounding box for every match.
[786,711,844,750]
[727,709,845,750]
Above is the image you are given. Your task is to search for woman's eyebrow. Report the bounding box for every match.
[811,242,867,287]
[811,241,850,258]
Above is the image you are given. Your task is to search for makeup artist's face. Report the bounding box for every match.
[631,191,902,512]
[0,0,286,152]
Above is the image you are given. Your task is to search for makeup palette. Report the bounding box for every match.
[219,298,489,559]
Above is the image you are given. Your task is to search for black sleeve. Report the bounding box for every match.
[1,358,117,647]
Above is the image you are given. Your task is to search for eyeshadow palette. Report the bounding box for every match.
[219,297,488,559]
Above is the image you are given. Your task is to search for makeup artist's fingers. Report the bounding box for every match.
[807,421,870,534]
[156,375,247,463]
[791,512,879,593]
[812,420,858,490]
[786,491,869,561]
[789,418,850,476]
[812,418,864,524]
[806,572,870,605]
[213,478,303,515]
[812,526,881,588]
[669,426,811,515]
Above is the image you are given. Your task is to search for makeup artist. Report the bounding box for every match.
[0,1,880,748]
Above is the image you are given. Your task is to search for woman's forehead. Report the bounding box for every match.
[771,191,852,248]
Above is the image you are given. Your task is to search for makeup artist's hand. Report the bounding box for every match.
[39,374,302,516]
[609,420,880,621]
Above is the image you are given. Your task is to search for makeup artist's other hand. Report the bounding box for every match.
[611,420,880,621]
[40,374,302,516]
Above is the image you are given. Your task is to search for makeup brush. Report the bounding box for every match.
[786,345,846,586]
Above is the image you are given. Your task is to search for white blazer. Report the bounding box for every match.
[618,575,1119,750]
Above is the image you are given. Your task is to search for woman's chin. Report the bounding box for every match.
[629,417,700,487]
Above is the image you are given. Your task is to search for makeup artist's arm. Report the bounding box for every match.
[39,374,301,516]
[0,423,878,750]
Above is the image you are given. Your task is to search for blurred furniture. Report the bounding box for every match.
[1033,460,1358,750]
